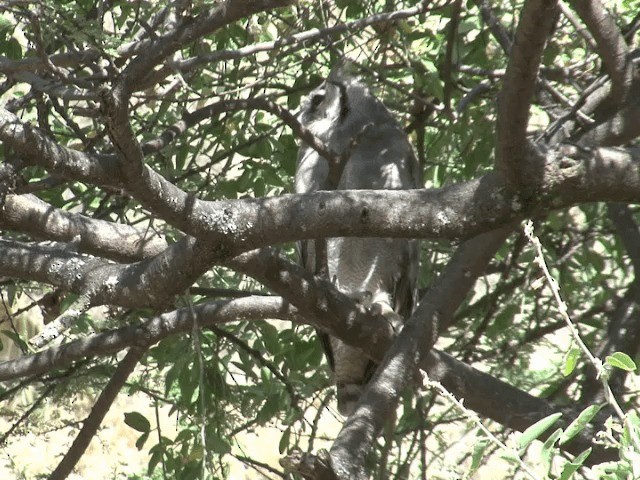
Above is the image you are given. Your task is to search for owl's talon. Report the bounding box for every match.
[370,301,403,333]
[352,290,373,308]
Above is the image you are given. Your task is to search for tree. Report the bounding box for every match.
[0,0,639,478]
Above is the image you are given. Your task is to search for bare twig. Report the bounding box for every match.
[174,2,431,74]
[48,345,147,480]
[118,0,297,93]
[559,2,597,50]
[523,220,625,420]
[426,379,541,480]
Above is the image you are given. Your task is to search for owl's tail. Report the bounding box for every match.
[331,338,375,416]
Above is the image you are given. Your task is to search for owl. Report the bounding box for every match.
[295,66,422,416]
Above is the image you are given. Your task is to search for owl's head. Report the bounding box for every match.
[298,64,396,146]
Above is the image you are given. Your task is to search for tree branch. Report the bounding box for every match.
[0,193,167,262]
[118,0,297,93]
[569,0,633,102]
[496,0,560,191]
[0,48,100,75]
[422,349,615,464]
[0,236,214,312]
[0,275,615,464]
[174,2,431,73]
[577,100,640,146]
[226,249,398,355]
[228,248,615,466]
[576,204,640,404]
[0,296,297,381]
[473,0,512,54]
[2,103,640,253]
[48,345,147,480]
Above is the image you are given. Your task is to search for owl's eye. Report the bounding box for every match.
[310,90,325,108]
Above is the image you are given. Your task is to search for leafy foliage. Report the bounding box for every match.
[0,0,639,479]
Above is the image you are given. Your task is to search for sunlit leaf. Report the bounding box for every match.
[559,405,603,445]
[518,412,563,450]
[606,352,637,372]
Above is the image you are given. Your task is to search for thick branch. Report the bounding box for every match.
[3,97,640,256]
[496,0,559,191]
[577,204,640,403]
[2,107,640,249]
[0,49,100,75]
[422,350,614,463]
[569,0,633,102]
[99,83,146,177]
[0,193,167,262]
[0,237,213,310]
[608,203,640,274]
[229,249,615,466]
[473,0,512,54]
[579,284,640,405]
[227,249,397,354]
[0,263,615,464]
[577,100,640,146]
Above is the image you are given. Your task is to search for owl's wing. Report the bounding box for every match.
[293,144,337,371]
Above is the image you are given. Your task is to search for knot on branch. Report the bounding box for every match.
[0,161,18,208]
[279,449,337,480]
[541,144,588,194]
[98,85,126,119]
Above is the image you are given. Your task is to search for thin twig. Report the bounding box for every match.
[523,220,625,420]
[426,378,541,480]
[48,345,147,480]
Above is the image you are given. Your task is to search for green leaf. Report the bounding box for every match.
[209,434,232,455]
[4,37,22,60]
[606,352,637,372]
[559,404,602,445]
[260,321,280,352]
[124,411,151,433]
[562,347,580,376]
[279,427,291,454]
[135,431,150,450]
[60,293,80,312]
[257,392,282,423]
[469,436,489,474]
[622,410,640,451]
[541,428,563,473]
[1,330,28,352]
[559,448,591,480]
[0,14,12,33]
[518,412,563,450]
[186,445,204,461]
